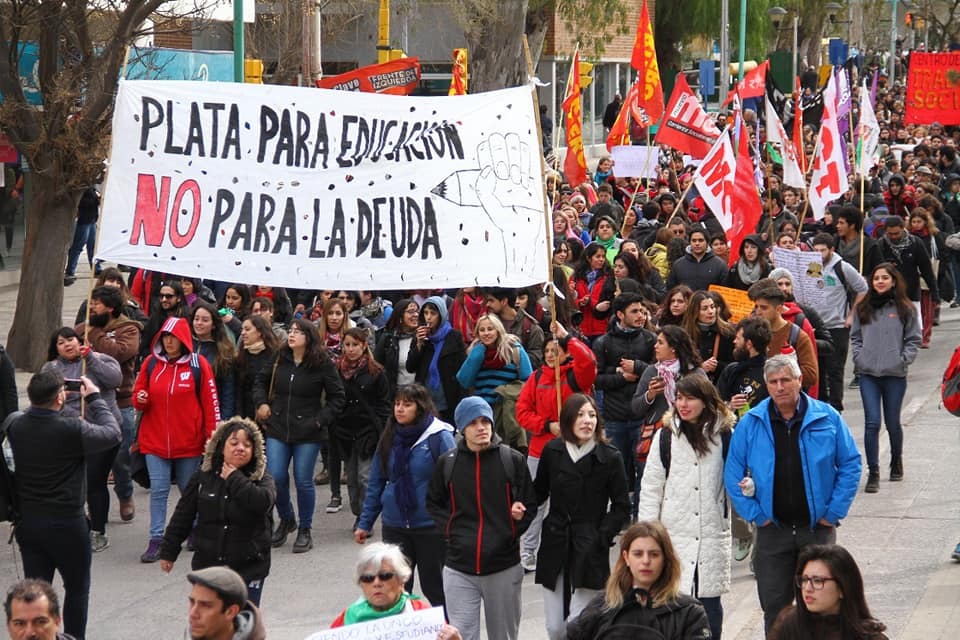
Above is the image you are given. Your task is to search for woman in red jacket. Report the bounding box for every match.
[570,242,614,344]
[516,322,597,572]
[133,316,221,563]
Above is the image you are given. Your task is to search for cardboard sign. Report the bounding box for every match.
[771,247,825,307]
[610,145,661,179]
[305,606,444,640]
[709,285,753,323]
[905,52,960,125]
[97,81,549,290]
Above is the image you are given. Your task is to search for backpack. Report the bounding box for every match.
[146,353,203,403]
[436,445,518,501]
[941,345,960,416]
[0,411,24,523]
[831,260,857,311]
[533,366,582,394]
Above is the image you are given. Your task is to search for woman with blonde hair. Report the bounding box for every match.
[456,313,532,406]
[566,521,710,640]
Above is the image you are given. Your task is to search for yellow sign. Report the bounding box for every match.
[708,285,754,323]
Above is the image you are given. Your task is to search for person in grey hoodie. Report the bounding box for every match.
[850,263,921,494]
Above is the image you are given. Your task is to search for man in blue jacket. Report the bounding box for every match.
[724,354,861,635]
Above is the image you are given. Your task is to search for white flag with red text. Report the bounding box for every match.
[692,127,735,231]
[808,75,848,220]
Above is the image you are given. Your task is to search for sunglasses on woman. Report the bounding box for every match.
[359,571,396,583]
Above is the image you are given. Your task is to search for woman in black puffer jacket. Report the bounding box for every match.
[158,416,276,606]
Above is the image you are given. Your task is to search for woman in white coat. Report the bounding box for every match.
[636,372,734,640]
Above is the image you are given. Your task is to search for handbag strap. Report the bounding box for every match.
[267,357,280,404]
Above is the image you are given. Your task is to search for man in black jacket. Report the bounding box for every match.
[591,293,655,510]
[879,215,939,326]
[7,370,120,640]
[427,396,536,640]
[665,227,727,291]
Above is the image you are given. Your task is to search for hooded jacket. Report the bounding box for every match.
[406,296,467,414]
[517,336,597,458]
[426,434,537,576]
[724,234,771,290]
[160,417,276,583]
[723,395,861,528]
[358,416,456,531]
[665,246,727,292]
[133,317,221,459]
[181,601,266,640]
[592,323,656,422]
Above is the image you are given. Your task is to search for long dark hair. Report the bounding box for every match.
[673,373,732,458]
[384,298,417,334]
[376,383,436,474]
[282,317,327,368]
[781,544,886,639]
[574,242,614,280]
[681,290,734,347]
[219,284,251,317]
[855,262,915,326]
[658,285,692,326]
[189,300,237,377]
[342,327,385,376]
[558,394,604,445]
[658,324,702,371]
[236,315,280,369]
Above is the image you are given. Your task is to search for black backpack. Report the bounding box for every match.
[436,445,518,502]
[659,426,732,518]
[0,411,24,523]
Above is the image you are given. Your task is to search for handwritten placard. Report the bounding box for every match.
[610,145,661,179]
[708,284,754,323]
[306,605,445,640]
[771,247,825,307]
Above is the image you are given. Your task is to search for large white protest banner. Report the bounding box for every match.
[96,80,549,289]
[304,605,444,640]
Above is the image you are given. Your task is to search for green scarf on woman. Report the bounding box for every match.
[342,592,421,625]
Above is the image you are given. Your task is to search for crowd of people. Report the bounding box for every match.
[5,59,957,640]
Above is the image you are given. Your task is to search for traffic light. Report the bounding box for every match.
[905,12,913,28]
[579,61,594,88]
[244,59,263,84]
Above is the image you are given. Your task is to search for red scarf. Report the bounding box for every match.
[482,345,507,370]
[339,355,367,380]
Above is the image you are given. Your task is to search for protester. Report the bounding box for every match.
[534,394,630,640]
[235,315,280,421]
[724,354,862,633]
[565,521,711,640]
[374,298,420,397]
[190,300,238,419]
[570,242,615,342]
[747,279,819,395]
[665,227,727,291]
[406,296,467,424]
[160,417,276,606]
[8,371,120,639]
[183,567,265,640]
[681,290,735,384]
[770,544,888,640]
[850,263,921,493]
[456,313,533,406]
[484,287,546,368]
[330,543,462,639]
[4,579,71,640]
[657,284,692,327]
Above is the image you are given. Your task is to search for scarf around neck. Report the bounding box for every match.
[391,415,432,519]
[483,344,508,370]
[343,592,416,625]
[339,355,367,380]
[244,340,266,355]
[565,438,597,463]
[736,259,763,285]
[656,358,681,405]
[426,321,453,390]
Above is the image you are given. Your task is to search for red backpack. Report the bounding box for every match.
[941,345,960,417]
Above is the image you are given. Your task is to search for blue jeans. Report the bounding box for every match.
[266,438,321,529]
[859,374,906,470]
[145,454,202,538]
[603,420,640,512]
[66,222,98,276]
[111,406,136,501]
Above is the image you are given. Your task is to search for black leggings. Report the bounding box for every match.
[86,445,119,533]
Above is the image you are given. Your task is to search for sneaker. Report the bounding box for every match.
[90,531,110,553]
[63,274,77,286]
[951,301,960,309]
[314,470,330,485]
[734,537,753,562]
[848,376,860,389]
[326,496,343,513]
[271,518,297,548]
[140,537,163,563]
[119,497,135,522]
[952,543,960,561]
[292,529,313,553]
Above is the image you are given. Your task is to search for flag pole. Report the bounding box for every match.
[524,35,563,418]
[859,173,865,272]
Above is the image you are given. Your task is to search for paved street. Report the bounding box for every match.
[0,258,959,638]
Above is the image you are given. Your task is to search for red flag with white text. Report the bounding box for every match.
[562,52,588,188]
[727,120,763,266]
[722,60,769,108]
[654,74,721,159]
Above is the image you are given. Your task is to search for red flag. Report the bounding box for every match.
[654,74,722,158]
[631,0,664,124]
[562,51,588,188]
[793,77,807,173]
[606,81,640,151]
[722,60,769,107]
[317,58,421,95]
[726,121,763,266]
[448,49,467,96]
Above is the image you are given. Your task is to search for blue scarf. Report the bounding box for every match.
[391,415,432,518]
[426,321,453,391]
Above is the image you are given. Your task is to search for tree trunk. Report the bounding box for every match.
[6,178,79,372]
[465,0,530,92]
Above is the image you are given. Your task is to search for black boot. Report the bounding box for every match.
[292,528,313,553]
[890,456,903,481]
[271,518,297,548]
[865,467,880,493]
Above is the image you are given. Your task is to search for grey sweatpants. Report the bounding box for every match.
[443,564,523,640]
